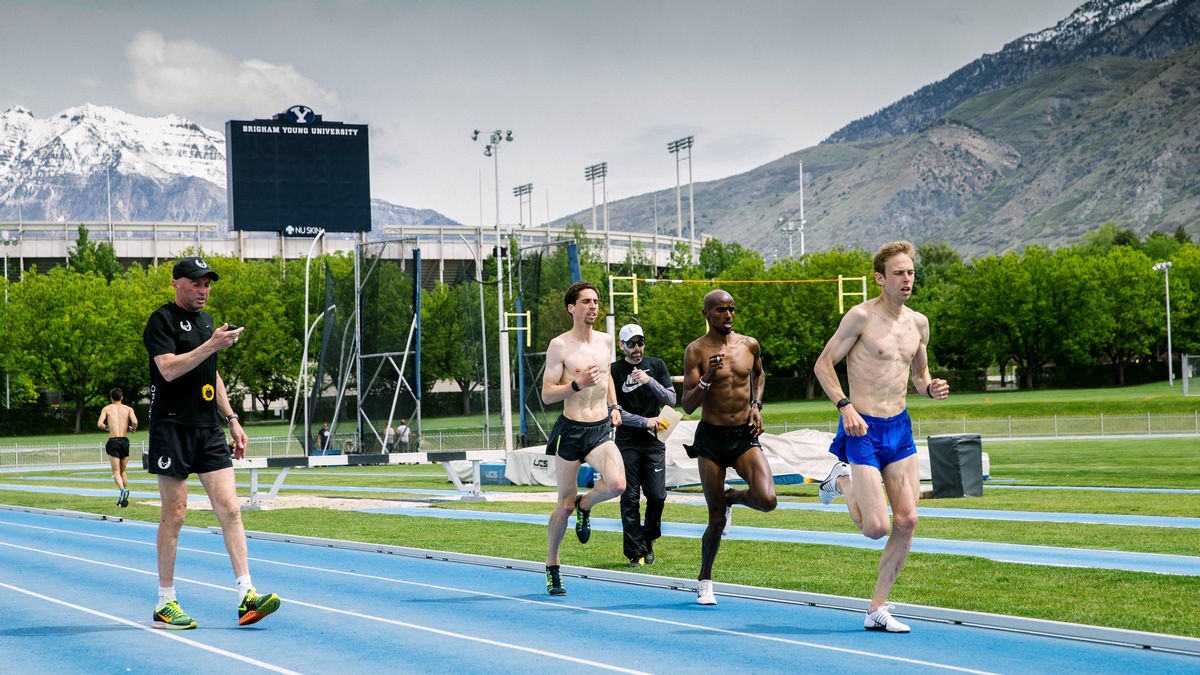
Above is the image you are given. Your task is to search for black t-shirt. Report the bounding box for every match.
[611,356,672,444]
[143,302,220,428]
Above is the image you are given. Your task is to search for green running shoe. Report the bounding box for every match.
[153,600,197,630]
[574,495,591,544]
[237,588,281,626]
[546,567,566,596]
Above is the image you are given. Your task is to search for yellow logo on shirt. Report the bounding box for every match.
[202,384,215,401]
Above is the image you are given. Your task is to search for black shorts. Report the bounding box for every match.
[685,420,760,470]
[545,415,611,462]
[105,437,130,459]
[148,423,232,479]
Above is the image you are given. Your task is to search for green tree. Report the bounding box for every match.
[1142,231,1181,263]
[915,241,963,291]
[67,224,123,281]
[1084,248,1159,385]
[943,247,1091,389]
[698,239,759,278]
[204,257,297,417]
[421,282,484,414]
[7,268,135,431]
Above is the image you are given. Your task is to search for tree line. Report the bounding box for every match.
[0,223,1194,432]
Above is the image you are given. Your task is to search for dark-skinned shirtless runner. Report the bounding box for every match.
[681,289,777,605]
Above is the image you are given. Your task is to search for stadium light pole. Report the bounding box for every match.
[777,218,798,258]
[584,162,608,233]
[2,229,19,409]
[513,183,533,228]
[475,129,515,454]
[1153,261,1174,385]
[668,136,695,249]
[776,161,808,258]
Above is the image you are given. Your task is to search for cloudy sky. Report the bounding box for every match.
[1,0,1084,228]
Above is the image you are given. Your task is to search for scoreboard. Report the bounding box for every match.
[226,107,371,233]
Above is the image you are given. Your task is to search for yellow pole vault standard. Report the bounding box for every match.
[609,275,641,315]
[837,275,868,314]
[624,276,870,314]
[505,312,532,347]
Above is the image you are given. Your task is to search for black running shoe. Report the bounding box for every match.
[574,495,591,544]
[546,567,566,596]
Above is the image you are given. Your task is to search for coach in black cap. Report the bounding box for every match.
[142,256,280,630]
[172,256,220,282]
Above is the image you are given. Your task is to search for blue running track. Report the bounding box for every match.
[1,507,1197,674]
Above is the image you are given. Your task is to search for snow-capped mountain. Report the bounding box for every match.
[0,103,225,185]
[0,104,459,226]
[825,0,1200,143]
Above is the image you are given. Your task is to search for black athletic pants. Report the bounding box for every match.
[619,440,667,560]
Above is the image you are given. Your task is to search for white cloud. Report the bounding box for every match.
[126,31,341,122]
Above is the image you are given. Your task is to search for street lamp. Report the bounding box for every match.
[584,162,608,233]
[667,136,694,245]
[474,128,516,453]
[1,228,21,409]
[1153,261,1174,385]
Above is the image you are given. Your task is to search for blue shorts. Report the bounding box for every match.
[828,410,917,471]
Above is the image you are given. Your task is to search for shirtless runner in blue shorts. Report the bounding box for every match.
[814,241,950,634]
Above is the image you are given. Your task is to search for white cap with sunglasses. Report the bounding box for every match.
[618,324,645,345]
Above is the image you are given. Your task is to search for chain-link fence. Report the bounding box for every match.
[6,413,1199,469]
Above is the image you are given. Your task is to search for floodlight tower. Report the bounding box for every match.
[668,136,695,246]
[473,128,516,453]
[584,162,608,233]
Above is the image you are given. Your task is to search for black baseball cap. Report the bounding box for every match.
[173,256,220,281]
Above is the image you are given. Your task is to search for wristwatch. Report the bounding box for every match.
[224,413,240,423]
[750,399,763,411]
[835,398,852,410]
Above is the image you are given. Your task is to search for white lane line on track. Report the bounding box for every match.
[0,580,300,674]
[2,517,1001,674]
[0,538,651,675]
[254,555,1002,675]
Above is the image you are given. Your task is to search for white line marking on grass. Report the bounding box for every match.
[0,581,301,674]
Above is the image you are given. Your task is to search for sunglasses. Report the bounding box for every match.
[625,339,645,347]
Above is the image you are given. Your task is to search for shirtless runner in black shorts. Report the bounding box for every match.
[539,281,626,596]
[682,289,777,605]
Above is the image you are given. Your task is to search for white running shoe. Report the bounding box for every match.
[697,579,717,605]
[819,462,850,505]
[864,604,910,633]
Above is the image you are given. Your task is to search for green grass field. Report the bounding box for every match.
[2,383,1199,638]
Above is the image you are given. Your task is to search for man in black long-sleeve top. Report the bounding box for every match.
[611,324,677,567]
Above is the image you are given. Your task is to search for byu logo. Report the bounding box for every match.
[179,320,192,332]
[286,105,315,124]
